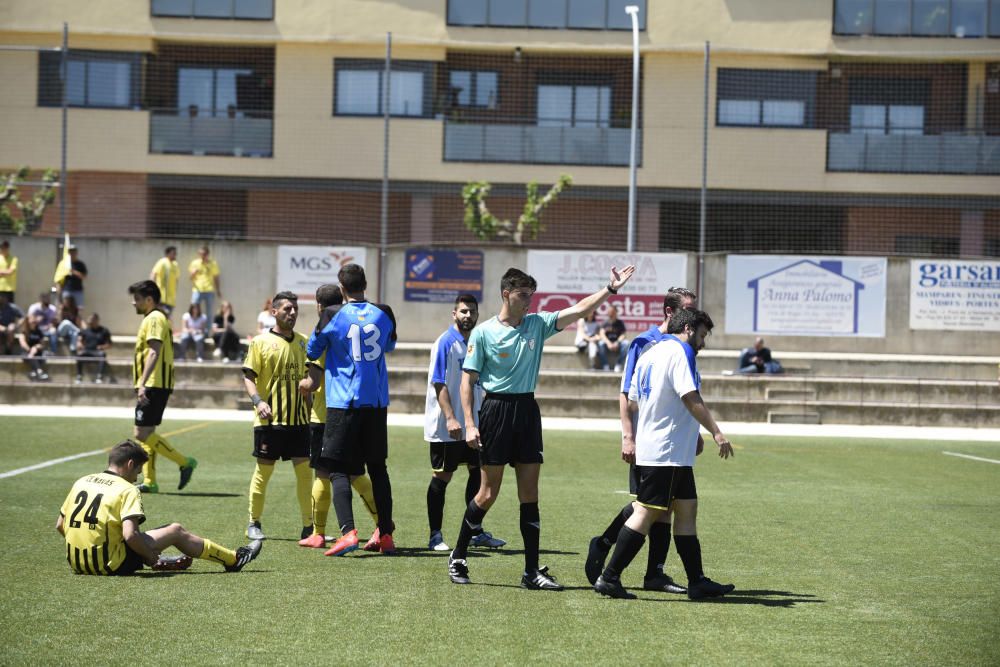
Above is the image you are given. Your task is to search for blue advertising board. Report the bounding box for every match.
[404,248,483,303]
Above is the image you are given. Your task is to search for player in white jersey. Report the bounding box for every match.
[424,294,506,551]
[592,308,736,600]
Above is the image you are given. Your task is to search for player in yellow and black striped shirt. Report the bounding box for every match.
[241,291,313,541]
[57,440,261,575]
[129,280,196,494]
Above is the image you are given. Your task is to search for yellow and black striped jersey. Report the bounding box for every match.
[309,353,325,425]
[244,329,310,427]
[134,309,174,389]
[59,471,145,575]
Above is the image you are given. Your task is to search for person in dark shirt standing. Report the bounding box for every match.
[59,245,88,309]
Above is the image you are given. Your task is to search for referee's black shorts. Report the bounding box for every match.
[635,465,697,511]
[478,393,544,467]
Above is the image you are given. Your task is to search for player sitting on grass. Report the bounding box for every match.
[57,440,261,575]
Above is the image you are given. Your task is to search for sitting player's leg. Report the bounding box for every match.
[144,522,262,572]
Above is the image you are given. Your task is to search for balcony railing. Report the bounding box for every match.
[149,108,273,157]
[827,130,1000,175]
[444,121,640,166]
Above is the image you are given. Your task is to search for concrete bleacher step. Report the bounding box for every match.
[768,411,822,424]
[764,388,817,401]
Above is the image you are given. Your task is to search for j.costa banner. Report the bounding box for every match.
[526,251,688,333]
[276,245,367,303]
[910,259,1000,331]
[726,255,887,337]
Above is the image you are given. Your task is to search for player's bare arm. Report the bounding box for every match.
[298,364,323,396]
[55,513,65,536]
[620,394,637,463]
[555,265,636,330]
[460,370,480,450]
[123,518,160,566]
[435,382,463,441]
[681,391,734,459]
[243,370,272,421]
[137,339,162,405]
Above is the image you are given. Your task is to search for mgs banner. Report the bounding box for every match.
[726,255,887,337]
[909,259,1000,331]
[526,250,688,333]
[276,246,366,303]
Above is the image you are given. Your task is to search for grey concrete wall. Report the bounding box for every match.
[4,237,995,355]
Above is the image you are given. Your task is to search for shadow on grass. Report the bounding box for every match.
[644,589,823,607]
[133,569,272,577]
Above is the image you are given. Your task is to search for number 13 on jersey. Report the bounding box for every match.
[347,323,382,361]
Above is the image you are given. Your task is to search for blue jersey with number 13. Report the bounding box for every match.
[307,301,397,409]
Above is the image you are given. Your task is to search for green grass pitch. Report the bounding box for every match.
[1,416,998,665]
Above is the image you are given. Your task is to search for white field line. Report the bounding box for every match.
[942,451,1000,465]
[0,449,107,479]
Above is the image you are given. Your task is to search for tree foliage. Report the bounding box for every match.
[462,174,572,245]
[0,167,58,235]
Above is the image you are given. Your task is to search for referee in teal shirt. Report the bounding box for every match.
[446,264,636,589]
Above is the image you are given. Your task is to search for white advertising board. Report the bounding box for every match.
[909,259,1000,331]
[276,246,367,303]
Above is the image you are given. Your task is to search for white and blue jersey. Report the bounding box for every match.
[307,301,397,409]
[424,325,484,443]
[619,326,668,396]
[627,336,701,467]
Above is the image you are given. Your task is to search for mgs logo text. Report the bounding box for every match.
[918,262,1000,288]
[289,255,336,271]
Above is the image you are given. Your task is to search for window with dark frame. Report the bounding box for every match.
[334,60,435,118]
[716,69,817,129]
[151,0,273,20]
[37,50,143,109]
[449,70,499,108]
[833,0,1000,37]
[447,0,646,30]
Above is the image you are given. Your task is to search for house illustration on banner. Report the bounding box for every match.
[747,260,865,334]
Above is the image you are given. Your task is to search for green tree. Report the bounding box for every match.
[0,167,58,235]
[462,174,572,245]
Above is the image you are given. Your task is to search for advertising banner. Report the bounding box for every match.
[526,250,688,333]
[725,255,887,337]
[404,248,484,303]
[276,245,366,303]
[909,259,1000,331]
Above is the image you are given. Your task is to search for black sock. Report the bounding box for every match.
[426,477,448,534]
[645,522,671,579]
[331,473,355,534]
[464,466,481,505]
[603,525,645,580]
[600,502,635,546]
[452,499,487,560]
[368,463,394,535]
[520,502,540,573]
[673,534,704,584]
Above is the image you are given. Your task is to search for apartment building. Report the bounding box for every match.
[1,0,998,255]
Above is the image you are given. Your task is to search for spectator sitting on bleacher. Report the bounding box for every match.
[0,292,25,355]
[76,313,112,384]
[56,295,81,356]
[735,337,783,374]
[179,303,208,362]
[28,290,59,353]
[256,297,275,335]
[575,310,602,369]
[211,301,242,362]
[597,306,628,372]
[18,313,49,381]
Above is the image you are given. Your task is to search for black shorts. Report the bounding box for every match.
[478,393,544,467]
[635,465,697,511]
[628,462,641,496]
[253,425,310,461]
[429,440,480,472]
[135,388,172,427]
[110,544,145,576]
[319,407,388,476]
[309,423,326,469]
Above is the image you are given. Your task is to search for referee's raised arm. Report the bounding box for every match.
[554,264,636,331]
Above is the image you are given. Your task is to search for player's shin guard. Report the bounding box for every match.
[311,477,331,536]
[368,463,393,535]
[248,462,275,522]
[604,526,646,579]
[293,461,313,527]
[465,466,481,504]
[520,502,541,573]
[350,475,379,526]
[600,502,635,547]
[646,521,671,578]
[331,473,355,534]
[673,534,705,585]
[200,539,237,567]
[427,477,448,533]
[453,499,487,560]
[148,432,188,467]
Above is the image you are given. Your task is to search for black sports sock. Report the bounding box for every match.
[452,499,487,560]
[520,502,540,573]
[600,502,634,546]
[603,525,645,579]
[464,466,481,505]
[426,477,448,533]
[645,522,671,579]
[368,463,394,535]
[331,473,355,534]
[673,534,704,584]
